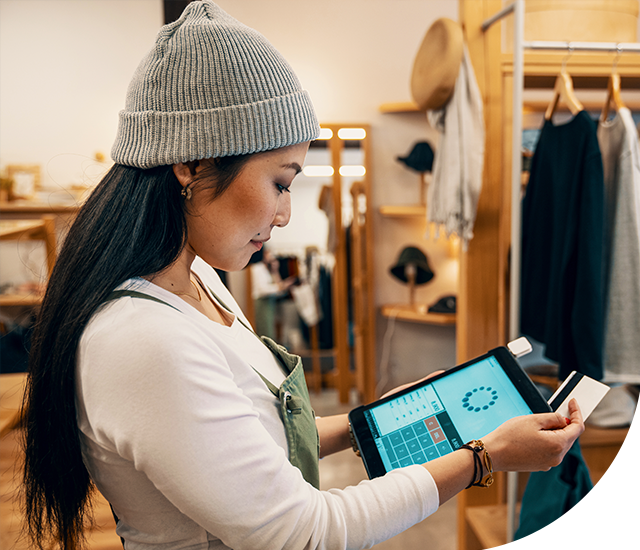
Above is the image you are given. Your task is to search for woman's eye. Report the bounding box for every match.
[276,183,291,194]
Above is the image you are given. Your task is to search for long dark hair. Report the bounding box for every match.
[22,154,250,549]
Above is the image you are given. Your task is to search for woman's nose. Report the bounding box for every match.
[273,195,291,228]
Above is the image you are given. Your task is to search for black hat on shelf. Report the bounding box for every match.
[428,295,456,314]
[397,141,434,173]
[389,246,434,285]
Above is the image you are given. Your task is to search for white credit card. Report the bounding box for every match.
[547,371,610,421]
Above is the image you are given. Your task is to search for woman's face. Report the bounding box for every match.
[185,142,309,272]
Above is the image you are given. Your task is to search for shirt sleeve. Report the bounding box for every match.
[78,303,439,550]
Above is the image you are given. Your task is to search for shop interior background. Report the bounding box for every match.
[2,0,640,392]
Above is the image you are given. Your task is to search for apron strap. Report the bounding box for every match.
[106,289,181,311]
[253,368,280,397]
[205,286,294,381]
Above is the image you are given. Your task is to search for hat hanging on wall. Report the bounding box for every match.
[397,141,434,173]
[411,18,464,111]
[397,141,435,205]
[390,246,434,306]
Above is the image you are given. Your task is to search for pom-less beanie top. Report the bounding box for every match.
[111,0,320,169]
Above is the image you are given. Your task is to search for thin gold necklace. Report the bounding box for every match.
[170,279,202,302]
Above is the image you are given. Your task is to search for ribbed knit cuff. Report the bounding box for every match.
[112,90,318,169]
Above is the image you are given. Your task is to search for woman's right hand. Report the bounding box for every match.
[483,398,585,473]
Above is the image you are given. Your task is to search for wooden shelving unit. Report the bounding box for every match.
[456,2,640,549]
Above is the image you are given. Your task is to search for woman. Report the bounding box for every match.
[22,2,583,549]
[250,247,296,340]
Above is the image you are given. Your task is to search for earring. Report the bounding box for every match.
[181,185,192,200]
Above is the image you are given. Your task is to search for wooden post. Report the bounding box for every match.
[457,2,508,550]
[310,324,322,393]
[329,127,351,404]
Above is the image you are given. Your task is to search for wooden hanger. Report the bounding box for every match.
[600,72,625,122]
[545,68,584,120]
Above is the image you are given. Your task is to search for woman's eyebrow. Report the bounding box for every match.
[281,162,302,174]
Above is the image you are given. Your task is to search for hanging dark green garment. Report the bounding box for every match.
[515,439,593,540]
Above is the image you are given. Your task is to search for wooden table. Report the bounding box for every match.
[0,200,80,244]
[0,200,80,216]
[0,219,50,239]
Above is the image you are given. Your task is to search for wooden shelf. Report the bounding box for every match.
[379,204,426,218]
[381,304,456,325]
[378,101,420,113]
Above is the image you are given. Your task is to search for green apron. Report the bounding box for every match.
[256,336,320,488]
[106,289,320,487]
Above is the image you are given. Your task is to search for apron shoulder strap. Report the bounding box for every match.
[206,287,257,335]
[252,367,280,397]
[106,289,181,312]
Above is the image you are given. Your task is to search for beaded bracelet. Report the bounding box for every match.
[458,439,494,488]
[348,423,361,456]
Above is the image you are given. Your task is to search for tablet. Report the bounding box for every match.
[348,346,552,479]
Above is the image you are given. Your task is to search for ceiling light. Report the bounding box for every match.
[339,165,366,177]
[338,128,366,140]
[303,165,334,177]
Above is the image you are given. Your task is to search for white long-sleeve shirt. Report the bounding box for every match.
[76,257,439,549]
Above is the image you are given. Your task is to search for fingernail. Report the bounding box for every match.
[565,417,570,425]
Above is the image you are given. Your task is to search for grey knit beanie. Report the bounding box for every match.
[111,0,320,169]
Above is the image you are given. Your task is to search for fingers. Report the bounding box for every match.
[562,398,585,438]
[567,398,584,423]
[487,401,586,473]
[535,399,584,431]
[536,411,571,430]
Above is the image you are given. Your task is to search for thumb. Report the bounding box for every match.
[536,411,569,430]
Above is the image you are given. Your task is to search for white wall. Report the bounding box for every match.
[0,0,163,188]
[0,0,460,389]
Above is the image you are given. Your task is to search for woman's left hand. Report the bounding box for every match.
[379,370,445,400]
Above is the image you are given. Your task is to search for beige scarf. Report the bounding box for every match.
[427,45,484,250]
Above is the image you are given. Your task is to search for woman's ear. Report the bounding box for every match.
[172,160,200,189]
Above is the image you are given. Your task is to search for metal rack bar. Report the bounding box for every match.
[481,2,515,31]
[523,40,640,52]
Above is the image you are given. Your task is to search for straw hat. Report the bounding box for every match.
[411,18,464,111]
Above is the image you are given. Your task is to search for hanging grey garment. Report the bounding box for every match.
[598,107,640,384]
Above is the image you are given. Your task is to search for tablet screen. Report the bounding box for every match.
[358,353,538,474]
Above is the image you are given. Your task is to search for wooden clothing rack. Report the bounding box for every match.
[457,0,640,547]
